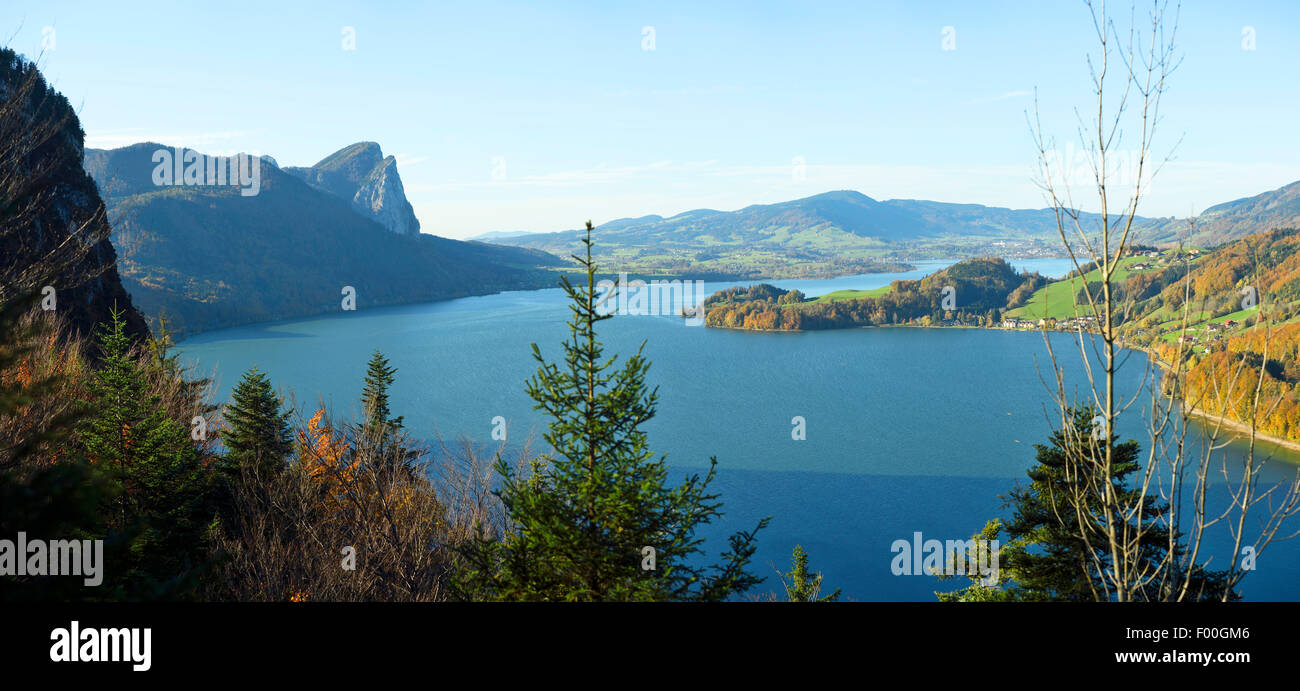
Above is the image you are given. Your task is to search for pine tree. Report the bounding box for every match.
[933,518,1020,602]
[222,367,292,477]
[999,405,1164,600]
[782,544,840,602]
[78,307,214,598]
[938,405,1235,602]
[81,308,170,526]
[360,350,402,434]
[355,350,420,478]
[457,221,769,601]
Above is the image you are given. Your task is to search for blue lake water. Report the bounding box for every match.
[179,258,1300,600]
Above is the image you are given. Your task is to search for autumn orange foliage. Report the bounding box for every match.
[0,320,88,468]
[296,408,358,489]
[1164,322,1300,442]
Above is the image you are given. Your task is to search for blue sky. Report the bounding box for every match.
[4,0,1298,238]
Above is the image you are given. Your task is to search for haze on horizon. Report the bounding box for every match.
[3,0,1298,239]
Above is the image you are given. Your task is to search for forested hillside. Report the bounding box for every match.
[1104,228,1300,346]
[1119,228,1300,442]
[992,226,1300,443]
[1139,181,1300,247]
[85,143,565,336]
[485,191,1145,279]
[481,181,1300,281]
[1157,323,1300,442]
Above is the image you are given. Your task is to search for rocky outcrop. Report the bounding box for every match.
[285,142,421,236]
[0,48,149,345]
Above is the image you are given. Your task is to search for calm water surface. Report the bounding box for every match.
[179,258,1300,600]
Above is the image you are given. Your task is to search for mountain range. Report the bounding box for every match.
[1144,180,1300,246]
[74,130,1300,336]
[473,190,1136,279]
[84,142,564,336]
[476,182,1300,278]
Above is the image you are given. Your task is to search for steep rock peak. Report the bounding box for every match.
[352,155,420,236]
[284,142,421,235]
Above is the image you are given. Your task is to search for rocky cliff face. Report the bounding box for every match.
[0,48,149,345]
[285,142,421,236]
[353,156,420,236]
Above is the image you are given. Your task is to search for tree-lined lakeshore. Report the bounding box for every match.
[700,256,1046,331]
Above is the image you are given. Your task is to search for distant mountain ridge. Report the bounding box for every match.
[478,190,1145,279]
[466,230,535,243]
[1177,180,1300,246]
[491,190,1138,245]
[481,183,1300,278]
[84,142,563,336]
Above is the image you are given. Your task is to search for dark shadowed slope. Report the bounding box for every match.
[86,143,564,337]
[1,48,149,344]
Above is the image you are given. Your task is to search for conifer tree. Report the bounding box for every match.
[360,350,402,433]
[355,350,419,476]
[1001,406,1168,600]
[938,405,1235,602]
[782,544,840,602]
[222,367,292,477]
[0,293,121,601]
[78,307,214,598]
[457,222,768,601]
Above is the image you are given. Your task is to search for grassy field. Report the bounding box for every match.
[1207,306,1259,324]
[811,285,892,303]
[1006,256,1159,320]
[1152,306,1261,343]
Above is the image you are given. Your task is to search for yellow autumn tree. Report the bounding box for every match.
[296,407,358,497]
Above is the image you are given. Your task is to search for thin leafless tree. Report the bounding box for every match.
[1029,0,1300,601]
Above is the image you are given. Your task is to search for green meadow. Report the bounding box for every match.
[1006,256,1158,320]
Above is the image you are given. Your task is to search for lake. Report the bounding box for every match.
[179,258,1300,600]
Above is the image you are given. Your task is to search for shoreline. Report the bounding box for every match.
[1139,343,1300,455]
[705,318,1300,455]
[1179,402,1300,454]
